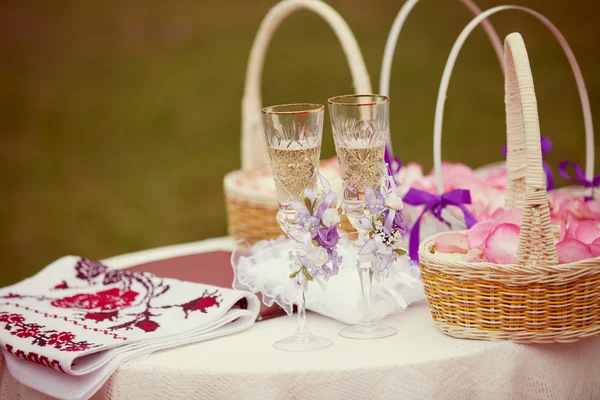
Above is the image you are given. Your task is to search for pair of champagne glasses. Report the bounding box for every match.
[262,94,394,352]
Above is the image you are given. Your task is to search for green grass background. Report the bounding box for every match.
[2,0,599,286]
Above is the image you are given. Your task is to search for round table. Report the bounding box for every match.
[2,237,599,400]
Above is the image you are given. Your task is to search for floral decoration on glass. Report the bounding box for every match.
[356,184,408,277]
[329,94,402,340]
[262,103,334,352]
[288,183,343,285]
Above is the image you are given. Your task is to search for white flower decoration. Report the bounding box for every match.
[385,192,404,210]
[321,208,340,228]
[357,217,373,231]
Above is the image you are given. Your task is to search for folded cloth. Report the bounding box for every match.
[0,256,259,400]
[233,238,425,325]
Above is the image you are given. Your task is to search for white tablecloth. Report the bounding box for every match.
[2,237,599,400]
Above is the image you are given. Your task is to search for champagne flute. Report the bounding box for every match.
[262,103,332,351]
[328,94,396,339]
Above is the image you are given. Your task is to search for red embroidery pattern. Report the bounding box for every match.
[163,289,222,318]
[0,312,99,352]
[0,303,127,341]
[5,344,67,374]
[2,258,223,336]
[62,259,223,333]
[51,288,139,311]
[75,258,108,282]
[53,280,69,290]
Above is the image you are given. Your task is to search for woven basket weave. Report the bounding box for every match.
[419,32,600,343]
[223,0,370,243]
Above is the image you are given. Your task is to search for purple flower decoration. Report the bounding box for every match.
[287,180,343,282]
[365,187,386,214]
[316,226,339,249]
[393,210,407,232]
[357,217,374,231]
[357,184,408,274]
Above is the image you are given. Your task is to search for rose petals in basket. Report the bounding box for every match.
[482,223,520,264]
[556,239,593,264]
[436,210,600,265]
[550,194,600,224]
[434,232,468,254]
[397,162,505,221]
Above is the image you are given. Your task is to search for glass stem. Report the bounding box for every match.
[293,280,310,340]
[358,262,376,326]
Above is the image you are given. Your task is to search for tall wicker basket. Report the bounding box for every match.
[223,0,371,243]
[419,32,600,343]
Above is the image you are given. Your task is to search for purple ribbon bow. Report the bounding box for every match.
[502,135,555,190]
[558,160,600,200]
[384,145,403,177]
[403,188,478,263]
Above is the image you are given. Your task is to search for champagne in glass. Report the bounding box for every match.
[328,94,396,340]
[262,103,332,352]
[267,142,321,231]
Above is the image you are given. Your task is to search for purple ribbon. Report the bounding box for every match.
[403,188,477,263]
[558,160,600,200]
[502,135,555,190]
[384,145,403,177]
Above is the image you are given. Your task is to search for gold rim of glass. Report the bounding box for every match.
[262,103,324,115]
[327,94,389,106]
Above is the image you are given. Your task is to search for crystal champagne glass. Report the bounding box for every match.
[328,94,396,339]
[262,103,332,351]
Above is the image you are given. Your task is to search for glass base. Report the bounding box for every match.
[273,334,333,352]
[339,323,397,340]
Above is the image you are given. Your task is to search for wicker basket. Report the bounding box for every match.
[458,6,597,200]
[223,0,371,243]
[419,32,600,343]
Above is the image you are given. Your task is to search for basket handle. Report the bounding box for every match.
[504,33,558,266]
[433,5,595,194]
[241,0,372,171]
[380,0,503,151]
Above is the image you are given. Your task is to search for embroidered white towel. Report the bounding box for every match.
[0,256,260,400]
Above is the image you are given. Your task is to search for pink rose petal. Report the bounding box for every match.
[566,218,580,240]
[465,248,484,262]
[483,169,507,190]
[487,193,506,216]
[591,237,600,258]
[584,199,600,217]
[483,223,520,264]
[467,220,496,250]
[398,163,424,189]
[492,208,523,226]
[556,239,593,264]
[559,219,567,241]
[574,220,600,244]
[435,232,469,254]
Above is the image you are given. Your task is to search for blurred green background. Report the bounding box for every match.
[2,0,599,286]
